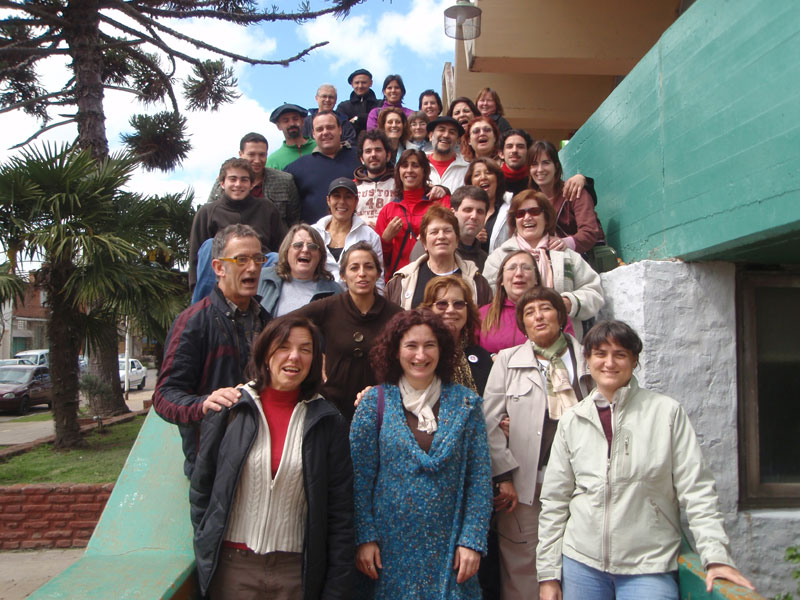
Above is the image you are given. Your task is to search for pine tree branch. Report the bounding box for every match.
[0,32,61,51]
[0,89,73,114]
[0,1,68,27]
[8,118,76,150]
[106,39,180,112]
[98,13,202,69]
[107,0,329,66]
[135,0,362,24]
[0,46,72,57]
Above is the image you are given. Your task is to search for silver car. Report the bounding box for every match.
[118,358,147,390]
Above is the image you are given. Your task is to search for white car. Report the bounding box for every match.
[119,358,147,390]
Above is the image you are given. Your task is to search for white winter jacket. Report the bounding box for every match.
[536,377,735,580]
[312,214,385,293]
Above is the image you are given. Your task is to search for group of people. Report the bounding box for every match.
[155,68,757,599]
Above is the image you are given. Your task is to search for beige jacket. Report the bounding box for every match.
[536,377,735,580]
[482,238,604,339]
[483,335,591,506]
[385,253,492,309]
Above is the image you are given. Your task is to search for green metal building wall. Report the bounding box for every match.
[560,0,800,264]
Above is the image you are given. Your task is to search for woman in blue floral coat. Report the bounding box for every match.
[350,308,493,599]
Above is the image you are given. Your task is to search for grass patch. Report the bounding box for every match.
[10,411,54,423]
[0,415,145,484]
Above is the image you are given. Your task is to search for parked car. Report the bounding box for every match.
[0,358,30,366]
[14,349,49,366]
[119,358,147,390]
[0,365,53,414]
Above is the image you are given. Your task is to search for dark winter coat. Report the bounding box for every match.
[190,387,354,599]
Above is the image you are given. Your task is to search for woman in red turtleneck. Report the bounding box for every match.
[375,149,448,279]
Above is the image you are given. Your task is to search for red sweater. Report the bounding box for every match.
[376,188,448,279]
[259,387,300,477]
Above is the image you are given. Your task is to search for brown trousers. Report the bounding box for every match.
[208,548,302,600]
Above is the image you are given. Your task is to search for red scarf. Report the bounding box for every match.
[502,163,528,183]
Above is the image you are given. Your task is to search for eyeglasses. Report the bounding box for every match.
[218,254,267,266]
[433,300,468,311]
[515,206,544,219]
[291,241,321,252]
[471,127,494,136]
[503,263,535,273]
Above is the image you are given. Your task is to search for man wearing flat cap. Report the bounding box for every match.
[336,68,379,136]
[266,103,317,170]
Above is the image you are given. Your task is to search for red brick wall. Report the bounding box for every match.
[0,483,113,550]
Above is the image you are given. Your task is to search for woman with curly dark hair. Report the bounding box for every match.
[190,315,354,599]
[350,308,493,599]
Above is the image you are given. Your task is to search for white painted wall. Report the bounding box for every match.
[599,260,799,597]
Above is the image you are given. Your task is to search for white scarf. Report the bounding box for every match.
[398,375,442,435]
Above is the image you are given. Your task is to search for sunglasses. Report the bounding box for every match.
[433,300,468,311]
[515,206,544,219]
[291,241,320,251]
[218,254,267,266]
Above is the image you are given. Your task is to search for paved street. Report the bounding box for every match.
[0,369,156,446]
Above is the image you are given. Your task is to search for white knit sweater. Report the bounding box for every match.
[225,387,308,554]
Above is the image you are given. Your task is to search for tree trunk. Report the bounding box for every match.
[46,264,84,449]
[88,320,130,416]
[64,0,108,161]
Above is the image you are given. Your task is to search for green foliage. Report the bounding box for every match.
[773,545,800,600]
[121,112,192,171]
[80,374,113,416]
[183,59,240,111]
[0,416,146,484]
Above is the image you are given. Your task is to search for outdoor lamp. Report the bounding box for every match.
[444,0,482,40]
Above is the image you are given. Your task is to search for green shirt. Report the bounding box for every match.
[266,139,317,170]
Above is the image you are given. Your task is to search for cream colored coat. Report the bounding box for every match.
[483,334,591,506]
[536,377,735,579]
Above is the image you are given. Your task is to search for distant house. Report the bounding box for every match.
[0,275,48,359]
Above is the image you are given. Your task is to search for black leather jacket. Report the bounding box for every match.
[190,387,354,599]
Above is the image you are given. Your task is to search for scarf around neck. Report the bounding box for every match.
[399,375,442,434]
[514,233,554,287]
[502,163,528,183]
[532,333,578,420]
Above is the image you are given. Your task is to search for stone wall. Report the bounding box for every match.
[0,483,112,550]
[600,260,800,596]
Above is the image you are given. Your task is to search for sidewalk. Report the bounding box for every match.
[0,371,157,598]
[0,549,84,600]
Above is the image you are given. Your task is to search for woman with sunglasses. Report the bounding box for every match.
[482,191,603,340]
[483,287,593,600]
[420,275,493,397]
[258,224,342,317]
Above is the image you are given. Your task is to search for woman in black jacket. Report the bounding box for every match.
[189,315,354,600]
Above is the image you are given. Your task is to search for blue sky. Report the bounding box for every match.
[0,0,456,204]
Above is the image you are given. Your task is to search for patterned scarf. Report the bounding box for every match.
[452,341,477,394]
[514,233,554,287]
[532,333,578,420]
[399,375,442,434]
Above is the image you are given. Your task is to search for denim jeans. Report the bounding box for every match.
[562,555,679,600]
[191,237,277,305]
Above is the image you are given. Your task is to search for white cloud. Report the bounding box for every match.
[299,0,452,75]
[0,12,280,207]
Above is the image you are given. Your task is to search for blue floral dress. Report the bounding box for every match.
[350,383,493,599]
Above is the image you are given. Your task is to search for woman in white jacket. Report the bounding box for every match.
[537,320,755,600]
[312,177,385,293]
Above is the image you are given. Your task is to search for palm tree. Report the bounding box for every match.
[0,144,186,447]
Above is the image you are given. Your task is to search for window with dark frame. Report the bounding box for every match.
[738,270,800,508]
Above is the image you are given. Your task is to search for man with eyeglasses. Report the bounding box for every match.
[155,224,270,477]
[301,84,357,146]
[188,157,286,299]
